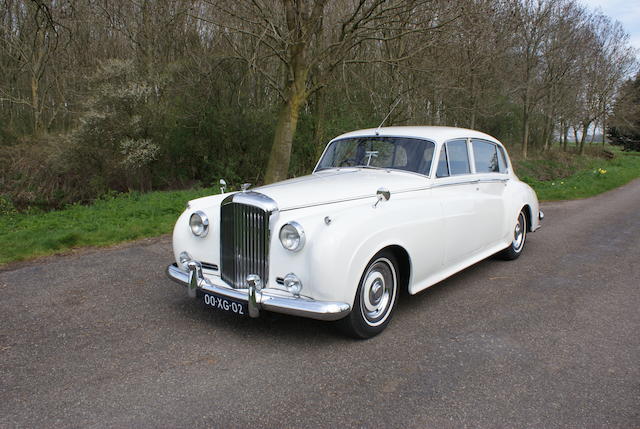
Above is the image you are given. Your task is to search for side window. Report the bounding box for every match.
[472,140,499,173]
[497,146,508,172]
[446,139,470,175]
[436,146,449,177]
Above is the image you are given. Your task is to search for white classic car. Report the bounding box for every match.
[167,126,543,338]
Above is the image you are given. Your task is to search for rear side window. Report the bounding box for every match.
[446,140,470,175]
[497,146,508,172]
[472,140,500,173]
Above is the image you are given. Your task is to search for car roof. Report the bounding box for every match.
[331,126,501,145]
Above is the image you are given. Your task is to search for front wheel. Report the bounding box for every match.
[498,209,527,260]
[338,251,399,339]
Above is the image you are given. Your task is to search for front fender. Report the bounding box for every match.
[276,190,444,307]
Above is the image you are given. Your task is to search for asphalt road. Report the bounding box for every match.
[2,180,639,429]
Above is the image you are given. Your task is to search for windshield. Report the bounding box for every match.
[315,136,435,176]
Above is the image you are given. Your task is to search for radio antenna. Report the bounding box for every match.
[376,97,402,135]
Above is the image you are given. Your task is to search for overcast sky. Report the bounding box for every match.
[579,0,640,52]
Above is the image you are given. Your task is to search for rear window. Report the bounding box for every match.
[472,140,500,173]
[497,146,508,172]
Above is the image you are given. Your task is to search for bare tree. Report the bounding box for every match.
[573,13,635,154]
[0,0,66,133]
[197,0,448,183]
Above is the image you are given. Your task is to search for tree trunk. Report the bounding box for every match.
[31,74,40,134]
[469,74,477,129]
[578,123,589,155]
[522,106,529,159]
[542,114,553,152]
[313,88,327,160]
[562,125,569,152]
[263,0,325,184]
[264,68,308,184]
[469,106,476,130]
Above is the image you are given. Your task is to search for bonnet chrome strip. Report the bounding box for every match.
[279,186,432,211]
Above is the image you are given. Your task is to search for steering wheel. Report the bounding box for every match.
[339,158,359,167]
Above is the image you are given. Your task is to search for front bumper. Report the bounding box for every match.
[166,263,350,321]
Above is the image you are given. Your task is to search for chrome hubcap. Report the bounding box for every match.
[370,280,383,303]
[360,258,397,327]
[512,212,526,252]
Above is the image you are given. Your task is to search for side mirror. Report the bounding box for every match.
[219,179,227,194]
[373,187,390,208]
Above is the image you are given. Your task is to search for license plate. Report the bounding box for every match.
[202,292,247,316]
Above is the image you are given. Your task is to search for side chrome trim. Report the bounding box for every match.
[477,177,509,184]
[432,176,509,189]
[432,179,480,188]
[166,264,351,321]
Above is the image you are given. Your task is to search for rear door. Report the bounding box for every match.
[471,139,509,248]
[432,139,482,266]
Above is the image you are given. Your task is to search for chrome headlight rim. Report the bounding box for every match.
[279,221,306,252]
[189,210,209,237]
[283,272,303,296]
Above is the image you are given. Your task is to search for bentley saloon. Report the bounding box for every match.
[166,126,543,338]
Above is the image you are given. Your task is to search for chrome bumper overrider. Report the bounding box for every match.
[535,210,544,231]
[166,263,350,321]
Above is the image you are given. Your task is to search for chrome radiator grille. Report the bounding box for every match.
[220,201,270,288]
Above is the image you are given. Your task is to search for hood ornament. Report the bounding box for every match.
[241,183,252,192]
[219,179,227,193]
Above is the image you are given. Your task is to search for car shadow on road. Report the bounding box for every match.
[166,253,523,343]
[169,291,351,344]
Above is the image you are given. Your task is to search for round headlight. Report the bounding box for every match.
[189,211,209,237]
[279,221,305,252]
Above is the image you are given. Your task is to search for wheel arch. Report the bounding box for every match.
[378,245,412,295]
[522,204,533,232]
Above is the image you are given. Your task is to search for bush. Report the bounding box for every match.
[607,126,640,152]
[0,59,281,210]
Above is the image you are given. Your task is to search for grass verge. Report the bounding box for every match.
[0,188,216,265]
[1,147,639,265]
[519,148,640,201]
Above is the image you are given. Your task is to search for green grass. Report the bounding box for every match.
[0,188,216,265]
[520,149,640,201]
[1,147,639,265]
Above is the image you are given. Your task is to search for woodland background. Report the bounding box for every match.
[0,0,638,211]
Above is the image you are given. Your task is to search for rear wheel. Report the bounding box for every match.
[499,209,527,260]
[338,251,399,339]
